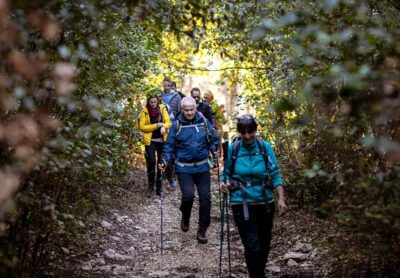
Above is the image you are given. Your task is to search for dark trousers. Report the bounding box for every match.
[166,159,175,181]
[232,203,275,278]
[177,171,211,231]
[144,141,163,194]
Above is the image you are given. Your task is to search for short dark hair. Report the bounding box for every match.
[237,114,258,134]
[171,81,177,87]
[190,87,200,94]
[163,77,172,83]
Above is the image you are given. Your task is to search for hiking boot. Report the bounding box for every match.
[180,216,190,232]
[168,179,177,190]
[197,230,208,244]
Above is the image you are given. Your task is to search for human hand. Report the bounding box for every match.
[278,198,287,216]
[213,150,220,158]
[220,182,231,194]
[157,123,164,128]
[160,126,166,135]
[158,163,166,171]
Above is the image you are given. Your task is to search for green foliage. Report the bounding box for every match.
[0,1,158,275]
[1,0,400,275]
[187,0,400,274]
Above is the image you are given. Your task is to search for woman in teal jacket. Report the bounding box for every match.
[221,115,287,278]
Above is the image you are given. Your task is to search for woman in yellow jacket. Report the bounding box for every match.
[139,93,171,197]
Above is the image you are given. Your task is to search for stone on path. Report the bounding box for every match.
[283,251,307,261]
[148,270,170,277]
[81,261,92,271]
[265,263,281,273]
[287,259,298,267]
[101,220,113,229]
[103,249,130,261]
[293,241,305,252]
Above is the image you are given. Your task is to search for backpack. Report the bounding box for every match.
[162,93,179,121]
[228,136,274,220]
[229,136,272,189]
[175,114,212,145]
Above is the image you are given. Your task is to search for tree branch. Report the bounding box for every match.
[174,65,273,72]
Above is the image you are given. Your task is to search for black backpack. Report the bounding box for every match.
[229,136,270,182]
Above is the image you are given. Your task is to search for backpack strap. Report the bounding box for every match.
[255,137,274,191]
[201,114,212,144]
[175,114,211,142]
[229,136,269,178]
[176,119,182,136]
[255,137,269,169]
[229,136,241,177]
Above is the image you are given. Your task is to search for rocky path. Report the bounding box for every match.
[51,169,335,277]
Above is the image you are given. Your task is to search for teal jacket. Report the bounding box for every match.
[222,138,283,204]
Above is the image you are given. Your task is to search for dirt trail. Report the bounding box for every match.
[52,168,334,277]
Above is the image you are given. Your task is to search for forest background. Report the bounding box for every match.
[0,0,399,276]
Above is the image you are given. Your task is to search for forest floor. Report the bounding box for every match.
[49,167,336,277]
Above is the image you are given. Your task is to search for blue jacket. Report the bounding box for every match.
[163,112,218,174]
[162,90,181,118]
[222,138,283,203]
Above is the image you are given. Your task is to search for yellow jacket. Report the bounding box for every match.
[139,104,171,146]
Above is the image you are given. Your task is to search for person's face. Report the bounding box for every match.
[163,81,172,93]
[204,95,211,103]
[240,130,256,145]
[182,105,196,121]
[156,93,162,102]
[191,90,201,104]
[148,97,158,108]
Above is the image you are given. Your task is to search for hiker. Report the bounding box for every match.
[172,81,186,99]
[159,96,219,244]
[221,114,287,278]
[203,90,226,157]
[139,91,171,197]
[162,77,182,189]
[162,77,181,121]
[190,87,213,124]
[203,90,225,130]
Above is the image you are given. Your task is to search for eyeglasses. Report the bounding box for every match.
[192,96,201,99]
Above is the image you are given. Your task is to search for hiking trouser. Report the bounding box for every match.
[232,203,275,278]
[144,141,163,194]
[177,171,211,232]
[166,158,175,182]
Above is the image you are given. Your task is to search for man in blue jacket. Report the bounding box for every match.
[160,96,219,244]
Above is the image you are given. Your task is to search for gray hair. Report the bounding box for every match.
[181,96,196,107]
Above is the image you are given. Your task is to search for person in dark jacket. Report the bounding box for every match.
[221,115,287,278]
[160,96,219,244]
[190,87,213,125]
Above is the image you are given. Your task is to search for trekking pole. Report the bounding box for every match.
[225,193,233,277]
[219,194,226,277]
[214,146,224,277]
[159,167,164,254]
